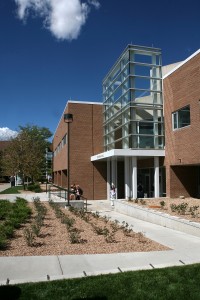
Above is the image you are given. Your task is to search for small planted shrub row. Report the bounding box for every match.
[129,198,200,219]
[0,198,32,250]
[24,197,47,246]
[69,207,115,243]
[170,202,199,217]
[69,207,138,243]
[130,198,146,205]
[49,201,85,244]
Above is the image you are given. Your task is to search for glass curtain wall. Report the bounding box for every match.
[103,45,164,151]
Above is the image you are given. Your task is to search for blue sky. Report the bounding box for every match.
[0,0,200,140]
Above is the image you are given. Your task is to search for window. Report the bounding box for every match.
[62,134,67,147]
[172,105,190,130]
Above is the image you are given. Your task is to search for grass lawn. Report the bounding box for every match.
[1,263,200,299]
[0,186,24,194]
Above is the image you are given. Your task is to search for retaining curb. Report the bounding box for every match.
[114,200,200,237]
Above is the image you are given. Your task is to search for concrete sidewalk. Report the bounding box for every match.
[0,199,200,285]
[0,183,10,193]
[0,191,49,202]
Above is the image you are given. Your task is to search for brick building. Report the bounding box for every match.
[53,101,107,200]
[163,49,200,198]
[53,45,200,200]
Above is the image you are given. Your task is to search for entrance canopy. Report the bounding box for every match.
[91,149,165,161]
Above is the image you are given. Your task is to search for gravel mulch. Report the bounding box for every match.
[0,202,169,257]
[127,197,200,223]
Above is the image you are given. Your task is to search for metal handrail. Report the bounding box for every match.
[48,184,88,210]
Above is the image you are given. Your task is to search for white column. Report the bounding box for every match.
[111,157,117,199]
[132,157,137,199]
[125,157,130,200]
[122,110,129,149]
[154,157,159,198]
[107,158,111,200]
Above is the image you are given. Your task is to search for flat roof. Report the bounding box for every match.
[103,44,162,83]
[53,100,102,138]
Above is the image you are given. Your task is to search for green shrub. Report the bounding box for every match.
[0,233,7,249]
[0,200,12,220]
[34,187,42,193]
[189,205,199,218]
[61,216,75,229]
[8,217,21,229]
[160,200,166,208]
[0,197,33,249]
[35,214,44,227]
[31,223,41,237]
[178,202,188,215]
[27,184,42,193]
[24,228,35,246]
[0,223,15,239]
[69,229,82,244]
[170,203,177,212]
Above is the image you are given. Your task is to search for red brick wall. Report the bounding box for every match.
[93,161,107,199]
[53,102,106,200]
[164,53,200,197]
[167,165,198,198]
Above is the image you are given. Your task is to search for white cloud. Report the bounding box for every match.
[14,0,100,41]
[0,128,18,141]
[87,0,100,9]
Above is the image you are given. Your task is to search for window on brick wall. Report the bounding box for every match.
[172,105,190,130]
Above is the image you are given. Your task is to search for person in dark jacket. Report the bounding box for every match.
[75,185,83,200]
[10,175,15,187]
[137,183,144,198]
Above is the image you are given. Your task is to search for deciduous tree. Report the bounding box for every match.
[2,125,52,186]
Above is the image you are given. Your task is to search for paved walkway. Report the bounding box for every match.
[0,193,200,285]
[0,183,10,193]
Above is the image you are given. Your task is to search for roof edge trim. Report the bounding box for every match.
[163,49,200,79]
[68,100,102,105]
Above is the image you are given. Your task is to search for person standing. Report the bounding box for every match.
[110,183,116,206]
[110,183,116,198]
[70,184,76,200]
[75,185,83,200]
[10,175,15,187]
[137,183,144,198]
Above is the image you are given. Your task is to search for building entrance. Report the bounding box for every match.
[138,167,166,198]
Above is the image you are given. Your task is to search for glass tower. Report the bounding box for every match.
[103,45,164,151]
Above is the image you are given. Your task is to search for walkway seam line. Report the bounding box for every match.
[150,264,155,269]
[179,260,185,265]
[57,256,64,275]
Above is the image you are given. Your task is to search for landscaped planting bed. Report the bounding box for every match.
[127,197,200,222]
[0,198,32,250]
[0,198,169,256]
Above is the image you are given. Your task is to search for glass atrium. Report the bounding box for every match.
[103,45,164,151]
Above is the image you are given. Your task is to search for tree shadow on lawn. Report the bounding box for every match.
[0,285,21,300]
